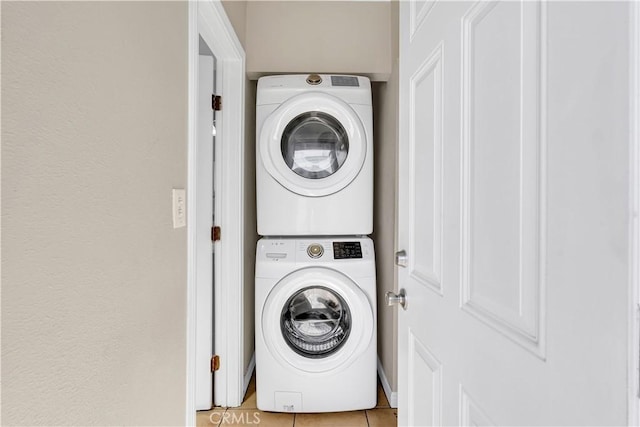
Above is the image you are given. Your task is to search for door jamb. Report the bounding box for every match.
[629,1,640,425]
[187,1,246,424]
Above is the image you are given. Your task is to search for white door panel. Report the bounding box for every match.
[397,1,633,425]
[407,42,444,296]
[460,0,543,354]
[195,54,214,410]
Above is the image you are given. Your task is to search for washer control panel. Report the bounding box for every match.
[332,242,363,259]
[259,239,294,262]
[259,238,372,263]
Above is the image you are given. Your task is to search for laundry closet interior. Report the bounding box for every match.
[198,0,400,418]
[2,0,635,425]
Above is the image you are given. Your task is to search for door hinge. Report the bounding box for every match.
[212,95,222,111]
[211,355,220,372]
[211,226,221,242]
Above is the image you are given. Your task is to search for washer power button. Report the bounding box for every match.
[307,244,324,258]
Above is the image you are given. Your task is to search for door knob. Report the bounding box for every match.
[395,250,408,268]
[385,289,407,310]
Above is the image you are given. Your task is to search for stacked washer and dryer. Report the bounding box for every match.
[254,74,377,413]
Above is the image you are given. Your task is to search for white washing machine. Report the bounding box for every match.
[255,236,377,413]
[256,74,373,236]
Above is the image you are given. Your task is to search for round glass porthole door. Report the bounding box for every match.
[280,286,351,358]
[262,267,374,373]
[259,92,367,197]
[281,112,349,180]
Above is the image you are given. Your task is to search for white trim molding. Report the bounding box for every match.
[377,357,398,408]
[187,0,246,424]
[629,0,640,425]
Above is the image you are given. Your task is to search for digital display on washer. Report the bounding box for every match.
[333,242,362,259]
[331,76,359,87]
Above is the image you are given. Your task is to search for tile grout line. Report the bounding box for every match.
[364,409,370,427]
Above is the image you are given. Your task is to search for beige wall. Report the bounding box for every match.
[245,1,392,81]
[372,0,399,393]
[243,79,258,373]
[221,0,248,48]
[2,2,188,424]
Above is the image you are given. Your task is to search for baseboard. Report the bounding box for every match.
[243,353,256,398]
[377,357,398,408]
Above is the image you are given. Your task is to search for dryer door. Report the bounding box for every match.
[262,267,374,374]
[259,93,367,197]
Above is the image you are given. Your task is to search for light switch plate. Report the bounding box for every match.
[172,189,186,228]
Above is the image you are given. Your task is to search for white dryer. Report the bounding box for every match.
[255,236,377,413]
[256,74,373,236]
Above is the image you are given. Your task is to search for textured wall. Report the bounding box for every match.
[372,0,399,395]
[2,2,188,424]
[245,1,392,81]
[222,0,247,48]
[243,79,258,375]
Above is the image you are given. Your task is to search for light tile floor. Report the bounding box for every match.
[196,373,397,427]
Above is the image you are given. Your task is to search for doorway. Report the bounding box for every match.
[195,37,217,410]
[186,1,246,424]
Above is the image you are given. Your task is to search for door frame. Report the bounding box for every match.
[186,0,246,424]
[194,52,215,410]
[630,1,640,424]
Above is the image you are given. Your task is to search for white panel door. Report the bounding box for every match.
[196,54,214,410]
[397,1,633,425]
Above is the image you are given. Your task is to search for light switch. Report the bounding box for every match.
[172,189,186,228]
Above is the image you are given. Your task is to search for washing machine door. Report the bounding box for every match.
[262,267,374,374]
[259,92,367,197]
